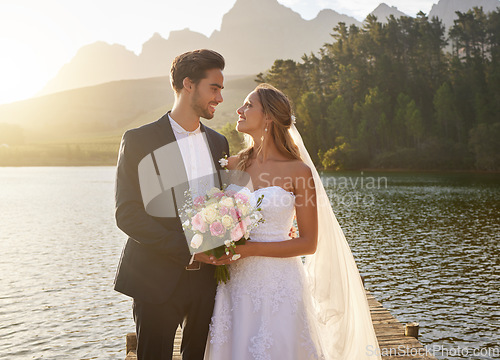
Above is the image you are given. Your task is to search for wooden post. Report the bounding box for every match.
[405,322,420,338]
[126,333,137,354]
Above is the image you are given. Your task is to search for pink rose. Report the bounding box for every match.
[192,212,207,233]
[242,216,251,226]
[193,196,206,207]
[213,191,225,199]
[234,193,249,204]
[230,208,242,221]
[210,221,225,237]
[219,206,229,216]
[230,222,245,241]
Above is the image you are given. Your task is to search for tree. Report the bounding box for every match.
[295,92,323,164]
[257,59,303,106]
[320,137,352,170]
[469,122,500,170]
[259,8,500,171]
[218,122,245,155]
[356,87,390,153]
[434,82,460,141]
[405,100,424,149]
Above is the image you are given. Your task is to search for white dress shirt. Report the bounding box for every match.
[168,114,216,265]
[168,114,215,198]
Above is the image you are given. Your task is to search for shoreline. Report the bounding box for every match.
[1,162,499,174]
[352,167,500,174]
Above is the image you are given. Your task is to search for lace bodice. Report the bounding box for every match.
[206,185,325,360]
[236,185,296,242]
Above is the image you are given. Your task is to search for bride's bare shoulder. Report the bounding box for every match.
[286,160,315,197]
[287,159,313,177]
[286,160,314,191]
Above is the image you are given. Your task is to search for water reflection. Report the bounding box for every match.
[0,167,133,360]
[325,171,500,359]
[0,168,498,359]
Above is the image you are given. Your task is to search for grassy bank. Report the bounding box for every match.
[0,141,120,166]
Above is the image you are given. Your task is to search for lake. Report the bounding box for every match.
[0,167,498,359]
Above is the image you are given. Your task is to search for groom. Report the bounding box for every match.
[114,49,229,360]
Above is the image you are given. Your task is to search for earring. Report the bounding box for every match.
[264,124,268,132]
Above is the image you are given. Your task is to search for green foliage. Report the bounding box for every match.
[320,137,352,170]
[218,121,245,155]
[296,92,323,163]
[259,7,500,171]
[469,122,500,170]
[434,82,460,141]
[0,142,119,166]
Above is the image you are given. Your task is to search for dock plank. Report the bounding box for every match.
[124,290,437,359]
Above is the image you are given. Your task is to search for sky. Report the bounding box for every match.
[0,0,436,105]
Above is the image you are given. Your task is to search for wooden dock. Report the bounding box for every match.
[365,290,437,359]
[125,290,437,359]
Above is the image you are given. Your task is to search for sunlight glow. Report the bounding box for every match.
[0,2,76,104]
[0,38,41,103]
[0,0,448,105]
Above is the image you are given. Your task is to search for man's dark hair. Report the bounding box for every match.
[170,49,225,93]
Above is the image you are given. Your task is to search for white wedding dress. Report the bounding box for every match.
[205,123,381,359]
[204,185,326,360]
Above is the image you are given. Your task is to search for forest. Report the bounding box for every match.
[223,7,500,171]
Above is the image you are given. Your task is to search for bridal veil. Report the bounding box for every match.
[289,123,382,360]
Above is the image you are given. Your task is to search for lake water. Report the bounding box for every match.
[0,167,498,359]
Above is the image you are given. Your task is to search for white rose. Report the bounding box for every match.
[190,234,203,249]
[224,240,232,247]
[238,203,250,216]
[207,187,222,197]
[220,196,235,208]
[221,215,234,229]
[205,198,218,206]
[202,206,218,223]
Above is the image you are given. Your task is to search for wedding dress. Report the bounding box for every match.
[204,185,326,360]
[205,123,381,360]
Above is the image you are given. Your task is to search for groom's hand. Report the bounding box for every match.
[194,252,216,264]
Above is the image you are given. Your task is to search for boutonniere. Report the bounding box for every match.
[218,154,229,171]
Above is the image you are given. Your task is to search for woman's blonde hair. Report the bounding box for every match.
[236,83,301,171]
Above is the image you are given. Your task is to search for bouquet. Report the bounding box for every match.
[179,185,264,283]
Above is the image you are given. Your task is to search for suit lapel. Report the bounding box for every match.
[155,113,190,214]
[200,122,225,188]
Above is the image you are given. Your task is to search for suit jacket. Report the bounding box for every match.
[114,112,229,304]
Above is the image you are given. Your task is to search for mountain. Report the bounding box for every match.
[39,0,361,95]
[429,0,500,30]
[27,0,500,97]
[368,3,408,22]
[41,42,141,96]
[138,30,210,79]
[0,75,257,144]
[209,0,361,75]
[367,0,500,28]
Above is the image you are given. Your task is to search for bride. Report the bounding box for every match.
[204,83,381,360]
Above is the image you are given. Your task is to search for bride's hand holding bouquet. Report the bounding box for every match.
[179,185,264,283]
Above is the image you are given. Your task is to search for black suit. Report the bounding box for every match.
[114,112,229,359]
